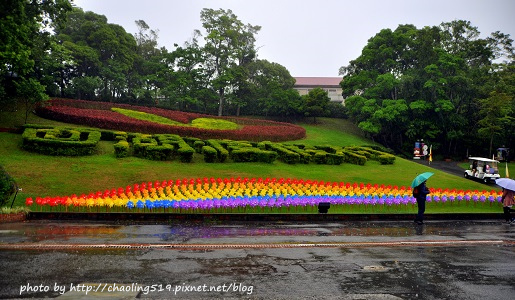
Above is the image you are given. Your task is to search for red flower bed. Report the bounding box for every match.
[36,99,306,142]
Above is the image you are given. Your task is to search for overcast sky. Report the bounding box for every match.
[73,0,515,77]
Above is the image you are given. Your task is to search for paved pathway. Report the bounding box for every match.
[1,220,514,299]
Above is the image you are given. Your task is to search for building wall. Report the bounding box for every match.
[293,77,344,104]
[294,87,344,103]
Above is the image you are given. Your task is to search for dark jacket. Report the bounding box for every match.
[413,181,430,201]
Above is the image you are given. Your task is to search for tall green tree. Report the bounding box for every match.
[16,78,47,123]
[303,87,330,123]
[199,8,261,116]
[242,59,300,117]
[129,20,166,105]
[163,35,214,112]
[0,0,71,107]
[56,8,137,101]
[478,91,513,157]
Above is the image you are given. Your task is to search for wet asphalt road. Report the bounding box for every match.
[0,220,514,300]
[412,159,465,178]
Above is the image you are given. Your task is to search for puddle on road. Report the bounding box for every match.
[0,223,125,242]
[0,221,474,243]
[363,265,390,272]
[152,224,459,241]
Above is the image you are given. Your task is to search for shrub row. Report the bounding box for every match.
[24,124,126,142]
[202,146,218,163]
[22,127,101,156]
[205,140,229,162]
[114,140,130,158]
[130,134,194,162]
[37,99,306,142]
[340,150,367,165]
[230,148,278,163]
[20,125,395,166]
[132,135,174,161]
[223,140,277,163]
[344,146,396,165]
[263,142,301,164]
[283,145,312,164]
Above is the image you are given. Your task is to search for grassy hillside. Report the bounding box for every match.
[0,107,504,209]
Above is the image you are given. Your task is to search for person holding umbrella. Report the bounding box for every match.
[411,172,433,225]
[496,178,515,224]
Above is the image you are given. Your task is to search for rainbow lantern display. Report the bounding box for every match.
[25,177,503,213]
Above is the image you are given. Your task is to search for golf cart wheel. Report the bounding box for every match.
[483,178,489,184]
[464,172,468,178]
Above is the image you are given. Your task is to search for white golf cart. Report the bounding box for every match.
[463,157,501,183]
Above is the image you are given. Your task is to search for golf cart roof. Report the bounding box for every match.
[468,157,499,163]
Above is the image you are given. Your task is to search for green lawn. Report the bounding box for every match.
[0,109,508,213]
[286,118,374,147]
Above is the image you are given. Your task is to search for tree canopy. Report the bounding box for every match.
[339,20,514,158]
[1,0,71,113]
[2,2,513,159]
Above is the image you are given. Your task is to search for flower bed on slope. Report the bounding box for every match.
[36,99,306,142]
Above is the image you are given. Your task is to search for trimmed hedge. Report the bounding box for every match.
[341,150,367,165]
[313,151,327,164]
[193,140,205,153]
[0,165,16,207]
[156,134,194,163]
[114,140,130,158]
[19,125,397,166]
[263,142,300,164]
[176,141,194,163]
[344,146,396,165]
[22,127,101,156]
[377,153,396,165]
[206,140,229,162]
[133,135,172,161]
[230,148,278,163]
[202,146,218,163]
[22,124,127,142]
[226,141,254,152]
[327,153,345,165]
[283,145,311,164]
[315,145,339,154]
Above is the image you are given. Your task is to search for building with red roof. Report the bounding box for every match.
[293,77,344,104]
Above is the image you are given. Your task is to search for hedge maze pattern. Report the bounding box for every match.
[22,125,395,165]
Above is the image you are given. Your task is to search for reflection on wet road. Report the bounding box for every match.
[1,220,514,244]
[1,220,514,299]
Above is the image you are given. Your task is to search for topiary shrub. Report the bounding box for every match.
[230,148,278,163]
[312,151,327,164]
[314,145,338,154]
[132,135,174,161]
[206,140,229,162]
[341,150,367,165]
[377,153,396,165]
[193,140,205,153]
[114,140,130,158]
[345,146,396,165]
[202,146,218,163]
[158,135,194,163]
[283,145,312,164]
[176,143,194,163]
[0,166,16,207]
[263,143,300,164]
[326,153,344,165]
[22,127,101,156]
